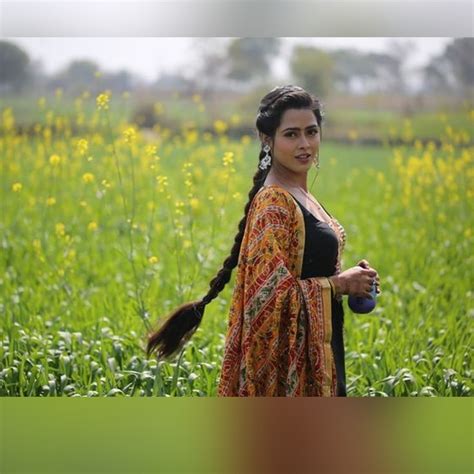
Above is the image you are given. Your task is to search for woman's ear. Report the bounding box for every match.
[259,132,272,148]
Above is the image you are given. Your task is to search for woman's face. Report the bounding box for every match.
[263,108,320,174]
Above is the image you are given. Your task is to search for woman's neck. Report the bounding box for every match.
[265,168,308,192]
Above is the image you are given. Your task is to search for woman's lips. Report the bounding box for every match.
[295,154,311,162]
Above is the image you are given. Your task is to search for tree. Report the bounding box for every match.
[444,38,474,93]
[330,48,374,93]
[49,59,101,95]
[103,69,138,93]
[362,52,403,93]
[422,57,452,94]
[422,38,474,96]
[191,38,231,97]
[226,38,281,84]
[289,46,334,97]
[0,40,31,94]
[385,39,416,94]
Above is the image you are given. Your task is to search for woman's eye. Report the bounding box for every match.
[286,130,318,137]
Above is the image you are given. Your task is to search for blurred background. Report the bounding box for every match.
[1,37,473,143]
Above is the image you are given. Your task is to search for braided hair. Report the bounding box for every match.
[146,84,324,359]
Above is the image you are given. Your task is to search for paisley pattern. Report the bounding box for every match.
[217,185,338,396]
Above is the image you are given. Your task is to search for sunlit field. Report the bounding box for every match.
[1,91,472,396]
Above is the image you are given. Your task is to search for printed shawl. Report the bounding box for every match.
[218,185,338,397]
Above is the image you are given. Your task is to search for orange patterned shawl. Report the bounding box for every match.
[218,185,338,397]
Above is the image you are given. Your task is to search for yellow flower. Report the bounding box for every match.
[46,197,56,206]
[174,200,185,216]
[65,249,76,262]
[12,182,22,192]
[145,145,157,157]
[49,154,61,166]
[222,151,234,167]
[190,197,199,209]
[55,223,65,237]
[3,108,15,131]
[123,127,137,144]
[96,91,111,110]
[148,255,159,264]
[38,97,46,109]
[82,173,94,183]
[183,240,192,249]
[156,175,169,192]
[213,119,228,135]
[348,129,358,141]
[241,135,251,145]
[88,221,98,232]
[185,129,198,145]
[79,200,87,207]
[154,102,164,115]
[76,138,89,156]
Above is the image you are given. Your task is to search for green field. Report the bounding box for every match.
[2,91,473,142]
[1,95,472,396]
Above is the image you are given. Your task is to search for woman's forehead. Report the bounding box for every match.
[278,108,318,128]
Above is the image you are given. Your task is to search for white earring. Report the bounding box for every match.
[259,144,272,170]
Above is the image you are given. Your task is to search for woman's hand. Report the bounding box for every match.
[356,259,381,295]
[330,259,381,298]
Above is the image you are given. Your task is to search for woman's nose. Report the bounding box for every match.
[299,135,310,148]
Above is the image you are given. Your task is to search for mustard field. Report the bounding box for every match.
[1,91,472,396]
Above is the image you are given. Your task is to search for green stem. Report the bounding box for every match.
[104,111,150,332]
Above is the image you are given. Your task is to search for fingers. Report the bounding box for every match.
[356,261,383,296]
[362,268,377,277]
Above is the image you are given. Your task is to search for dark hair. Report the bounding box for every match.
[146,84,324,359]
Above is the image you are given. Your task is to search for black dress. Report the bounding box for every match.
[290,195,347,397]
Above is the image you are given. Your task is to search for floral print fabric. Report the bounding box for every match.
[218,185,337,396]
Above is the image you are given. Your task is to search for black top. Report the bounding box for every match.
[290,195,347,397]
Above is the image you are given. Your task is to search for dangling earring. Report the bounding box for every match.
[259,144,272,170]
[314,153,320,169]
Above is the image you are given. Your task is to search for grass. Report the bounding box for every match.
[0,95,472,396]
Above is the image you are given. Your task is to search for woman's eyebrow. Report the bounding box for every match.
[282,125,319,132]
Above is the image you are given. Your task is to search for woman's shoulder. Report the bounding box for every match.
[253,185,296,211]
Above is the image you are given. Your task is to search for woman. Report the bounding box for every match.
[146,85,380,397]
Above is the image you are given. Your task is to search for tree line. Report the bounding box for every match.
[0,38,472,98]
